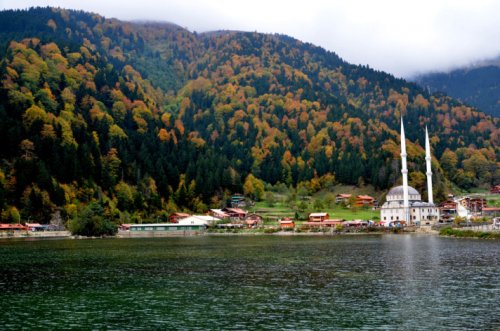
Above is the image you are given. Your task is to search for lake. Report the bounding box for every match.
[0,235,498,330]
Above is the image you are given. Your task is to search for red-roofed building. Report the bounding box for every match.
[0,224,27,231]
[222,207,248,220]
[209,209,230,219]
[490,185,500,194]
[279,218,295,228]
[168,212,191,223]
[482,207,500,217]
[355,195,375,207]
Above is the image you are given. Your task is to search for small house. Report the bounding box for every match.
[355,195,375,207]
[335,194,352,204]
[222,207,248,220]
[231,194,246,207]
[491,185,500,194]
[279,218,295,228]
[482,207,500,218]
[308,212,329,222]
[26,223,44,231]
[245,213,263,228]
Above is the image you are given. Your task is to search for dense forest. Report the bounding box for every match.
[415,62,500,118]
[0,7,498,225]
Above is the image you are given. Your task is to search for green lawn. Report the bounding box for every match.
[250,201,377,221]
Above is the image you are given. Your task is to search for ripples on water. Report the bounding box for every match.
[0,235,498,330]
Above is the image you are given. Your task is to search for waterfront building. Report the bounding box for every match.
[168,212,191,223]
[380,120,439,226]
[308,212,330,222]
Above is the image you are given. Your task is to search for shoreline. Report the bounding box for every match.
[3,227,500,240]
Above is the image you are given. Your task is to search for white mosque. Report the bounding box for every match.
[380,119,440,226]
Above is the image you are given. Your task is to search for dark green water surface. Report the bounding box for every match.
[0,235,499,330]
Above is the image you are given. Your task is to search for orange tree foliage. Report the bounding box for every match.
[0,7,498,222]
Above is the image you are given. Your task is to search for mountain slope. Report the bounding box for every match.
[0,7,498,223]
[414,61,500,117]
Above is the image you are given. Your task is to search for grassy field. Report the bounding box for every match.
[250,201,377,222]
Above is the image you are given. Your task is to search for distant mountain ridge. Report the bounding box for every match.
[414,59,500,117]
[0,7,498,222]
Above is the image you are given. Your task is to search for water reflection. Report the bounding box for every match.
[0,235,498,330]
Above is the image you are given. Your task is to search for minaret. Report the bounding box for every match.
[401,119,410,224]
[425,126,434,204]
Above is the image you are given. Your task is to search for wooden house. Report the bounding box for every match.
[355,195,375,207]
[308,212,330,222]
[222,207,248,220]
[245,213,263,228]
[490,185,500,194]
[231,194,246,207]
[335,194,352,204]
[279,218,295,228]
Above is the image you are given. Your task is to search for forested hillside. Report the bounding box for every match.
[415,63,500,118]
[0,7,498,224]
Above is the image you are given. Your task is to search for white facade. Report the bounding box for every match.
[380,120,439,226]
[380,186,439,225]
[178,215,221,226]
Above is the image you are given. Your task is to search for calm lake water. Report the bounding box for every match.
[0,235,498,330]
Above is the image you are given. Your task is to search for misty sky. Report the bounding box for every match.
[1,0,499,78]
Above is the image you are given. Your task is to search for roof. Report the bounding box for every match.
[128,223,204,228]
[483,207,500,211]
[336,194,352,198]
[279,220,294,224]
[387,185,420,196]
[210,209,230,217]
[170,212,191,217]
[25,223,43,227]
[357,195,374,200]
[224,207,247,214]
[309,212,328,217]
[177,215,221,225]
[0,223,27,229]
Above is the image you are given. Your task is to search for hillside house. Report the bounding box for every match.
[335,194,352,204]
[355,195,375,207]
[439,200,458,222]
[460,197,487,214]
[491,185,500,194]
[231,194,246,207]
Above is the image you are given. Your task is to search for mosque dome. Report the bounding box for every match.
[386,185,421,202]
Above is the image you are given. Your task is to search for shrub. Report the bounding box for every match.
[69,202,117,237]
